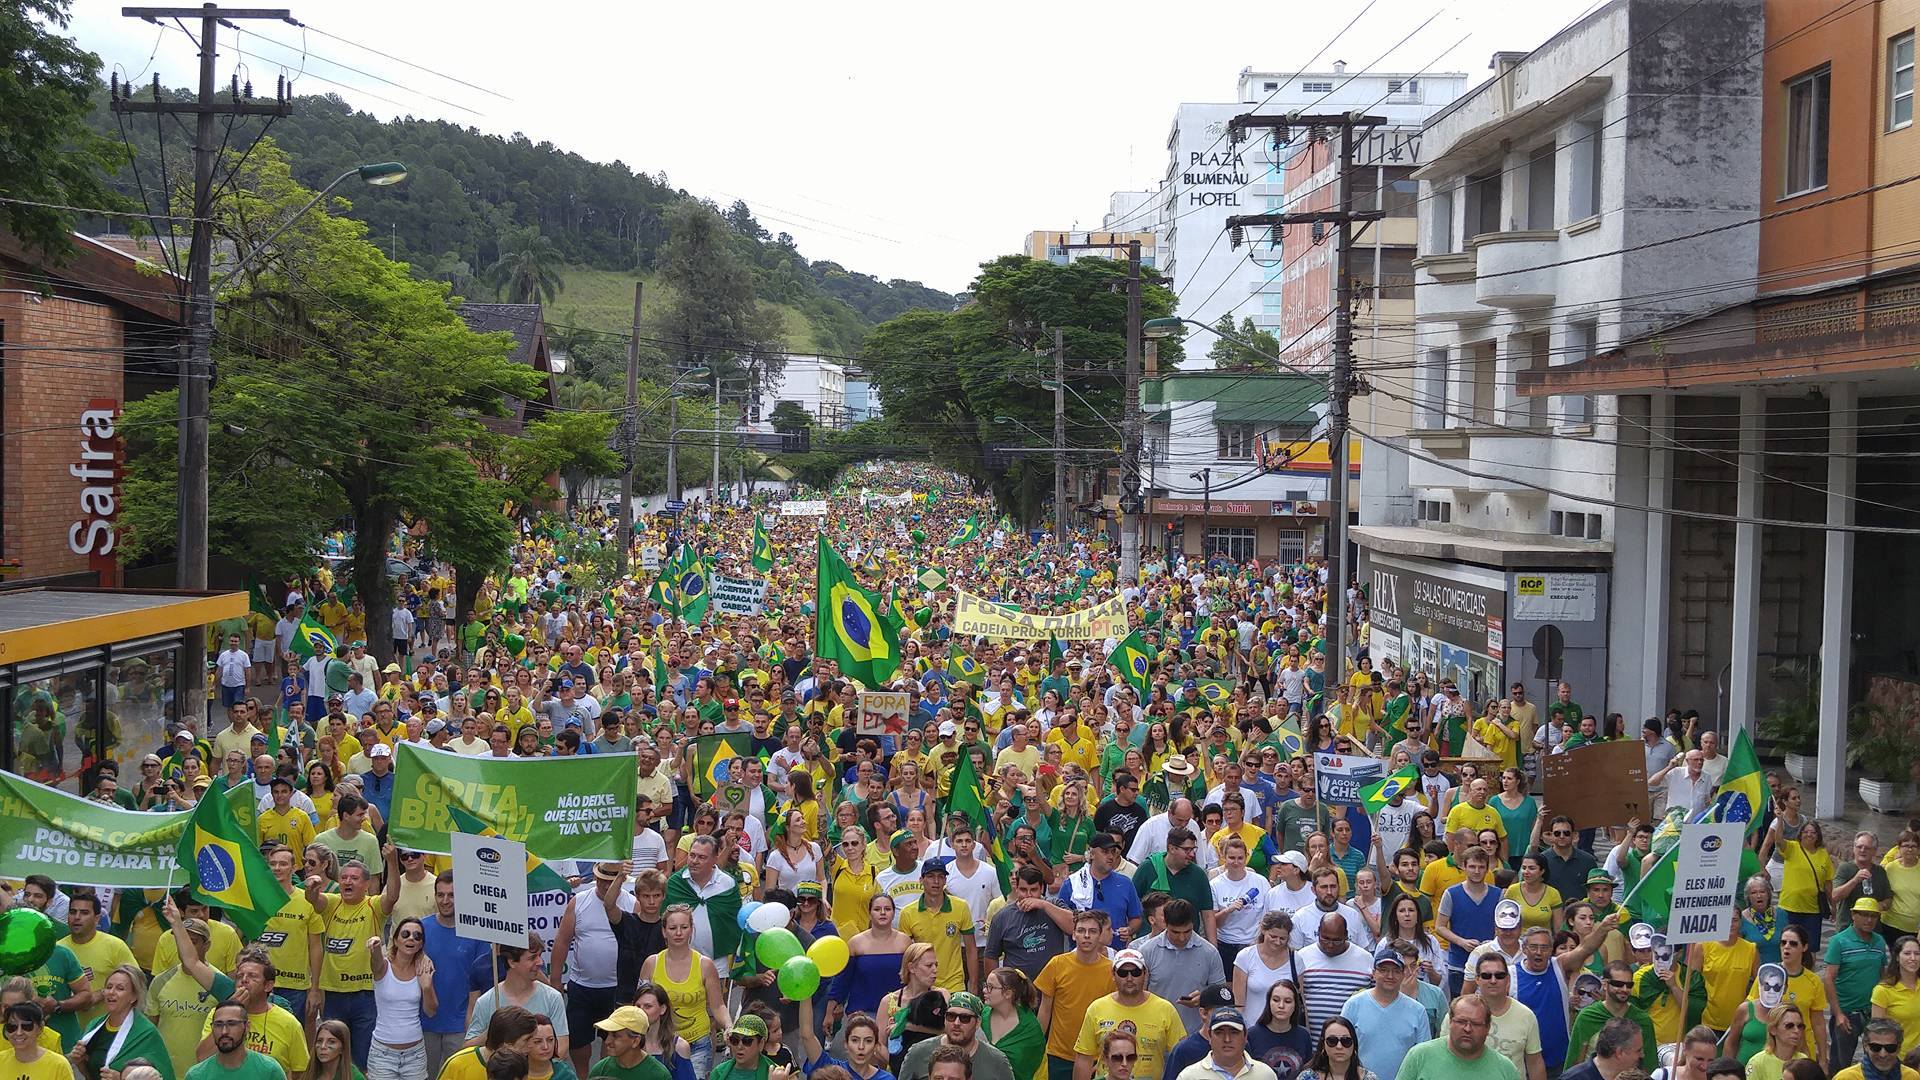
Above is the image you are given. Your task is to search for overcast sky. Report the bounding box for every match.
[65,0,1592,295]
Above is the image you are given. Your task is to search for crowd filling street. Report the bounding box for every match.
[11,463,1920,1080]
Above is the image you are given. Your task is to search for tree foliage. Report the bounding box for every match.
[1205,315,1283,371]
[768,400,811,436]
[485,225,565,305]
[862,254,1179,521]
[503,411,621,512]
[0,0,125,256]
[656,201,787,416]
[119,141,547,666]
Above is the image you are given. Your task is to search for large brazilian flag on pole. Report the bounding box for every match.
[815,535,904,688]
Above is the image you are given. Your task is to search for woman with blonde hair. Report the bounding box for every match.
[1744,1004,1811,1080]
[633,982,694,1080]
[636,905,728,1079]
[68,965,170,1080]
[877,942,946,1070]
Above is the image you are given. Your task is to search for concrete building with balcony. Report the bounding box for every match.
[1356,0,1765,717]
[763,355,847,429]
[1159,67,1469,348]
[1525,0,1920,816]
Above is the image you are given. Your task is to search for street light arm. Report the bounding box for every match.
[212,168,359,291]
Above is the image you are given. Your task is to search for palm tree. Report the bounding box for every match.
[486,228,565,305]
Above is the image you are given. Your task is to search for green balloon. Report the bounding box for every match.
[913,607,932,627]
[0,908,57,977]
[755,927,804,969]
[777,955,821,1001]
[910,530,927,544]
[504,633,527,656]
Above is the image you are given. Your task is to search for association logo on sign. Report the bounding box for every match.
[1700,835,1723,852]
[478,846,502,864]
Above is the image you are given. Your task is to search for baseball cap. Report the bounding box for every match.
[1586,868,1616,886]
[594,1006,649,1035]
[921,858,949,876]
[1627,922,1656,951]
[383,662,403,673]
[1277,850,1308,871]
[1494,899,1523,930]
[1192,983,1236,1011]
[890,829,916,849]
[1113,949,1147,973]
[1372,945,1406,968]
[795,881,824,899]
[559,678,575,689]
[1086,833,1120,851]
[173,728,194,741]
[269,775,292,789]
[369,744,392,758]
[1207,1007,1246,1032]
[938,720,957,736]
[326,693,344,704]
[425,719,447,735]
[728,1015,768,1039]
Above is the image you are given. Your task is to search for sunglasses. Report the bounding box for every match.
[1477,971,1509,981]
[1872,1043,1902,1054]
[1606,980,1634,989]
[1780,1022,1805,1031]
[726,1035,760,1046]
[1323,1035,1355,1048]
[1107,1054,1138,1063]
[4,1022,38,1033]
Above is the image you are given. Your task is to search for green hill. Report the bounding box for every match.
[549,265,822,354]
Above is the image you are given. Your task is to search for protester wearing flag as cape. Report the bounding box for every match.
[663,829,743,962]
[68,966,174,1080]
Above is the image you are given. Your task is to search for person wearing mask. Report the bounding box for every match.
[1396,995,1518,1080]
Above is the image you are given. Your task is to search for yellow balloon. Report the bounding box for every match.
[807,934,850,978]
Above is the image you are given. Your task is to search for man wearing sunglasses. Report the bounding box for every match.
[899,993,1015,1080]
[1071,952,1182,1080]
[1564,961,1659,1072]
[708,1014,775,1080]
[1832,1018,1916,1080]
[1443,953,1544,1080]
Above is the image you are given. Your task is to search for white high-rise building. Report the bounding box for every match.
[1156,65,1469,348]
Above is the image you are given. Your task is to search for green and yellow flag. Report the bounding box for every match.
[752,516,775,573]
[947,643,983,687]
[815,536,903,688]
[288,616,336,660]
[1357,763,1420,816]
[947,514,983,548]
[1108,630,1154,696]
[1194,679,1233,705]
[691,732,753,797]
[175,784,289,937]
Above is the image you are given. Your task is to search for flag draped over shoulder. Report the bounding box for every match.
[175,784,289,937]
[665,869,742,961]
[1109,630,1153,696]
[1622,728,1766,926]
[815,536,903,688]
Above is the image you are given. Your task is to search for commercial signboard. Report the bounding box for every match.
[1366,554,1506,705]
[1513,573,1600,623]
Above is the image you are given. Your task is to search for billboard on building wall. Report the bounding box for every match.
[1366,555,1506,705]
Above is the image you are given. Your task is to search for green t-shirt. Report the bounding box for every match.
[185,1050,286,1080]
[31,943,86,1049]
[708,1055,771,1080]
[588,1055,671,1080]
[1132,854,1214,913]
[1396,1037,1520,1080]
[1826,926,1890,1012]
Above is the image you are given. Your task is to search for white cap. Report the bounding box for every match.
[369,744,393,758]
[938,720,957,736]
[1277,850,1308,871]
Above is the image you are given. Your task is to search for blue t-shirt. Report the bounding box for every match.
[806,1051,893,1080]
[1339,991,1431,1080]
[421,918,492,1034]
[1057,868,1143,948]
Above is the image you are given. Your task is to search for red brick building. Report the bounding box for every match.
[0,231,183,587]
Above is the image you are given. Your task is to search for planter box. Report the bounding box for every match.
[1860,778,1913,815]
[1786,752,1820,785]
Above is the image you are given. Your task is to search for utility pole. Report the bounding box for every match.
[1223,111,1382,672]
[1056,238,1146,582]
[665,394,679,503]
[1053,327,1067,553]
[710,369,722,505]
[115,3,293,723]
[1192,468,1213,563]
[616,281,642,577]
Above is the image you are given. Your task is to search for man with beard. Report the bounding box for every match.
[186,1001,286,1080]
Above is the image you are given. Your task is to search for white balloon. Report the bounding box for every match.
[748,902,790,933]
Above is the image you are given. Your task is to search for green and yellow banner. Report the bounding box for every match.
[388,743,636,862]
[0,772,257,889]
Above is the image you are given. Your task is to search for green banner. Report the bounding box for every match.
[388,743,636,862]
[0,772,255,889]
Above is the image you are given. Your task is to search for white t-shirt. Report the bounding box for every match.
[1374,798,1424,859]
[630,827,671,873]
[1211,871,1269,945]
[943,858,1003,936]
[216,649,250,688]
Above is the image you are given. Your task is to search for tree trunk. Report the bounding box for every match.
[452,566,484,664]
[356,503,399,668]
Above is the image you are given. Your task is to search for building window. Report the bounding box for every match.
[1464,169,1503,238]
[1568,117,1603,222]
[1218,423,1259,460]
[1302,81,1334,94]
[1549,510,1604,539]
[1276,529,1306,563]
[1355,247,1415,300]
[1420,347,1450,429]
[1266,195,1284,212]
[1262,294,1284,314]
[1417,499,1453,524]
[1785,65,1831,196]
[1206,527,1257,562]
[1560,319,1596,425]
[1526,144,1556,229]
[1892,32,1915,130]
[1263,81,1280,91]
[1388,78,1420,100]
[1429,188,1456,254]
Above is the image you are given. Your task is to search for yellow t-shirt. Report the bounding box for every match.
[257,806,316,854]
[1885,859,1920,933]
[1419,857,1467,909]
[63,932,135,1025]
[1035,954,1115,1062]
[1046,727,1098,774]
[145,965,229,1078]
[439,1046,489,1080]
[1073,994,1185,1080]
[199,1002,311,1076]
[1444,802,1508,845]
[1873,980,1920,1055]
[1474,718,1521,769]
[996,744,1042,777]
[1699,936,1757,1031]
[316,894,385,991]
[1778,840,1834,915]
[1501,884,1563,931]
[499,706,536,739]
[256,890,323,991]
[0,1048,75,1080]
[151,919,241,979]
[829,857,879,936]
[898,895,974,992]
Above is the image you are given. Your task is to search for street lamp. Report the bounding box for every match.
[1037,380,1126,437]
[213,162,410,288]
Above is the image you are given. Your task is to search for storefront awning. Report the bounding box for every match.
[0,589,246,667]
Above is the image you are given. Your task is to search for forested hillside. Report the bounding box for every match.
[84,89,952,350]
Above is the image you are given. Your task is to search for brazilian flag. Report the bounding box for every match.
[1357,763,1419,815]
[448,805,571,893]
[1108,630,1154,696]
[815,536,903,688]
[947,644,983,687]
[289,616,336,660]
[1194,679,1234,705]
[947,514,983,548]
[176,784,289,937]
[690,732,753,797]
[672,547,711,624]
[752,516,775,573]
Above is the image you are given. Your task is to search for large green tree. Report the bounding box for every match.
[122,143,546,665]
[503,411,621,512]
[486,226,565,305]
[1206,314,1283,370]
[656,201,787,420]
[1,0,125,256]
[862,254,1177,521]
